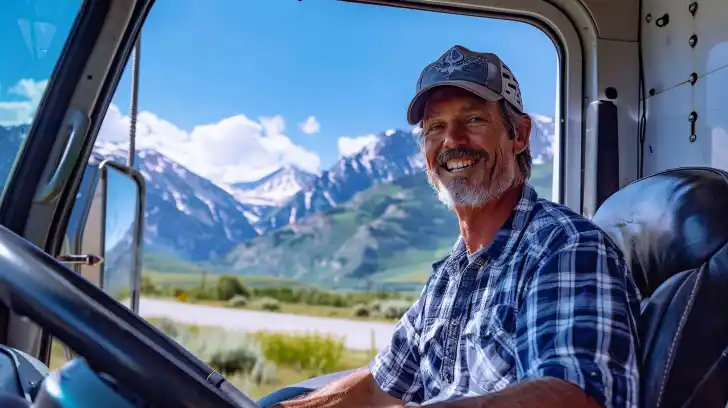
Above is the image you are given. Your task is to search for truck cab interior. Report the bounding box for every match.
[0,0,727,407]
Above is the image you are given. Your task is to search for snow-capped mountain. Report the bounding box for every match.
[261,129,425,231]
[529,114,556,164]
[222,166,317,224]
[93,142,259,262]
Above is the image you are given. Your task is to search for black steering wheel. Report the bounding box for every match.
[0,225,261,407]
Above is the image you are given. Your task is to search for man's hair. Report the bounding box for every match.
[416,98,532,181]
[498,99,532,181]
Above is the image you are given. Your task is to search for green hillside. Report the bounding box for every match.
[224,163,553,290]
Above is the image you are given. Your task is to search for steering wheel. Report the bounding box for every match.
[0,225,261,408]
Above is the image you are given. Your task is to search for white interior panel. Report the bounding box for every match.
[641,0,728,174]
[693,0,728,75]
[641,0,694,94]
[644,64,728,175]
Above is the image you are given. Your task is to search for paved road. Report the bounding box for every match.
[138,298,397,351]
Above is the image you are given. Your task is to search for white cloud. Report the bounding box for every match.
[337,134,378,157]
[0,79,48,126]
[299,115,321,134]
[98,104,321,184]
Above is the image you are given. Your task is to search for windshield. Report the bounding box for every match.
[0,0,83,198]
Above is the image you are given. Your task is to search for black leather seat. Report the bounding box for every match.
[592,166,728,408]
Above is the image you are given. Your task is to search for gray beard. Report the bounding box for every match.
[427,160,516,209]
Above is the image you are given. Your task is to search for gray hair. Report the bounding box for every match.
[498,99,532,181]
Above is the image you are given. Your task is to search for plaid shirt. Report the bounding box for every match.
[370,183,641,408]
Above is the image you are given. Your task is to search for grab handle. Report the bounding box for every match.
[36,109,89,203]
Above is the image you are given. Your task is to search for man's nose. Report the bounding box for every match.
[441,123,469,148]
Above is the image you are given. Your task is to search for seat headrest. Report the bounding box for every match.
[592,167,728,297]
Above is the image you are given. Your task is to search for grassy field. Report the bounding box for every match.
[144,272,418,323]
[49,319,374,401]
[145,271,303,288]
[156,295,400,322]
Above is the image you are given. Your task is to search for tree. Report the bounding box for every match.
[216,275,249,301]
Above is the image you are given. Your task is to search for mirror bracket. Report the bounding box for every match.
[56,254,104,266]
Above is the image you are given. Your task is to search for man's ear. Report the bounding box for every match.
[514,114,531,154]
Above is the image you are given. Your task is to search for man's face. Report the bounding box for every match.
[421,87,528,208]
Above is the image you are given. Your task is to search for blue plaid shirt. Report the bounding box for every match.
[369,183,641,408]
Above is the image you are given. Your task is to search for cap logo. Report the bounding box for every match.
[428,47,487,82]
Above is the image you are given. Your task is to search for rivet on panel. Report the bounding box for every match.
[655,13,670,27]
[645,13,652,23]
[688,72,698,85]
[689,2,698,16]
[689,34,698,48]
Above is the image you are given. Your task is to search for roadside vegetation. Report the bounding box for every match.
[51,319,377,400]
[142,273,416,322]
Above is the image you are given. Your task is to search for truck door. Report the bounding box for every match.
[0,0,153,364]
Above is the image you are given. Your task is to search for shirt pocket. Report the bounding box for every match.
[461,304,517,394]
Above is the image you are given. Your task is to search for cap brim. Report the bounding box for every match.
[406,81,503,125]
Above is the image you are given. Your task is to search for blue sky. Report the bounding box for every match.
[112,0,558,168]
[2,0,558,181]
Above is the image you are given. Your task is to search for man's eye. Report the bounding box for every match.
[427,123,443,132]
[468,116,484,123]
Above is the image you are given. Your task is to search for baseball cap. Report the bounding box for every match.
[407,45,524,125]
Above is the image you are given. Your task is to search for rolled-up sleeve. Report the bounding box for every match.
[515,230,641,408]
[369,292,426,403]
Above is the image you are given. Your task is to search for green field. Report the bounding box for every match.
[145,271,303,289]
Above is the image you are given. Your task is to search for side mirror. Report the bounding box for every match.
[62,159,145,313]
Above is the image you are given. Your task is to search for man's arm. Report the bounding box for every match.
[279,368,405,408]
[426,229,641,408]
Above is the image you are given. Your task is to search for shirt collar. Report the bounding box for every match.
[433,183,540,273]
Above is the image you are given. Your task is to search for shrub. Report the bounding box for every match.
[368,300,382,313]
[352,304,370,317]
[250,360,278,385]
[227,294,248,308]
[255,297,280,312]
[174,326,264,376]
[254,331,345,375]
[208,345,260,375]
[377,299,412,320]
[154,318,180,338]
[140,275,159,295]
[187,286,218,301]
[216,275,249,301]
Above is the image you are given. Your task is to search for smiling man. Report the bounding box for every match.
[279,45,641,408]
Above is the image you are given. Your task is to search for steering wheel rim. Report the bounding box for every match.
[0,225,256,408]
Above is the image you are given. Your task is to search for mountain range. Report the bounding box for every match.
[0,115,556,289]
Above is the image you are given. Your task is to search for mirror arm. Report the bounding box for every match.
[56,254,104,266]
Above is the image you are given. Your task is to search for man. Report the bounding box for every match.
[279,45,641,408]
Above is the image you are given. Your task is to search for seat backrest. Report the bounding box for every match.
[592,167,728,408]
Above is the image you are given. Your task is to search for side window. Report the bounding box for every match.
[49,60,138,370]
[52,1,561,396]
[0,1,84,200]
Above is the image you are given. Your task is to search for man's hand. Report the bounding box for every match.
[278,368,406,408]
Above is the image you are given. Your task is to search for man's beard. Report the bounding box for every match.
[426,147,517,208]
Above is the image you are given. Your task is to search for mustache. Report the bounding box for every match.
[436,147,488,166]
